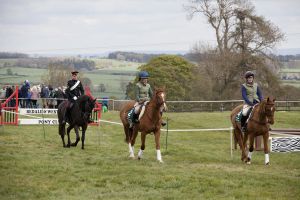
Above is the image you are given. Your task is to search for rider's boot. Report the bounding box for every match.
[62,110,68,124]
[241,115,247,133]
[62,102,72,124]
[133,113,139,123]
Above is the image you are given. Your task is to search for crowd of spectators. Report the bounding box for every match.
[1,80,67,109]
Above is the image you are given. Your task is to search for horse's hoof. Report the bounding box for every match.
[158,159,164,163]
[129,154,135,159]
[246,161,251,165]
[138,156,141,160]
[71,143,76,147]
[265,162,270,166]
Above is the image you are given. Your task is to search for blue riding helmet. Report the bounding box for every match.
[139,71,149,79]
[244,71,254,78]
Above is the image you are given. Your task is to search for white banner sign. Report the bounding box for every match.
[19,108,58,115]
[19,118,58,125]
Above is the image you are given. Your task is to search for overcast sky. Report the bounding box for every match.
[0,0,300,55]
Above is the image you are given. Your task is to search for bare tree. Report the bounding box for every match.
[184,0,284,99]
[42,62,72,88]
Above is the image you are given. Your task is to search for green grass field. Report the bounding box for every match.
[0,111,299,199]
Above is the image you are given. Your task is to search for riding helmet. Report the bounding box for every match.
[139,71,149,79]
[244,71,254,78]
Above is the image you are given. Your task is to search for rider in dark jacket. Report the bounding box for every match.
[62,71,85,124]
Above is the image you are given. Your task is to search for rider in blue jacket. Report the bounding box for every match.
[241,71,263,132]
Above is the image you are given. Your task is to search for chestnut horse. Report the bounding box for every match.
[230,97,276,165]
[119,88,167,163]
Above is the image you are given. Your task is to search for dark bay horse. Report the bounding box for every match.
[120,88,167,163]
[231,97,276,165]
[57,95,96,149]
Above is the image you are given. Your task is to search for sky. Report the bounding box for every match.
[0,0,300,55]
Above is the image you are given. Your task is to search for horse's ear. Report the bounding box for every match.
[267,97,270,102]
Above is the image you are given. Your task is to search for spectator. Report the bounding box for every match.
[48,85,55,108]
[54,87,65,108]
[20,80,30,108]
[0,86,6,102]
[40,84,49,108]
[5,85,13,107]
[30,86,39,108]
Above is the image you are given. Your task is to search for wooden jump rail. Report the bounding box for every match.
[270,128,300,135]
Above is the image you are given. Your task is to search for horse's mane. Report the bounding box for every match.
[258,99,267,122]
[151,88,164,98]
[77,95,93,110]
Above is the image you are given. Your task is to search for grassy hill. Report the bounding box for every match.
[0,111,299,199]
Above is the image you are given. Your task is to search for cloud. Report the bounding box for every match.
[0,0,299,54]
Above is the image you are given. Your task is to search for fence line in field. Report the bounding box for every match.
[2,109,299,154]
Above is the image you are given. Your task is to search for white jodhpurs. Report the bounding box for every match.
[242,104,252,116]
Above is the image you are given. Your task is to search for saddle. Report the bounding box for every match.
[127,101,149,127]
[236,106,255,133]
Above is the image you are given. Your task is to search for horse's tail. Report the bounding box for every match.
[119,101,135,143]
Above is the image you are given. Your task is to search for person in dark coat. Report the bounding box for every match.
[62,71,85,124]
[54,87,65,108]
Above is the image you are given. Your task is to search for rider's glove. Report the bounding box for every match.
[73,96,78,100]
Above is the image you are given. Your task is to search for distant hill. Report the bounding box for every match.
[0,52,29,59]
[274,48,300,56]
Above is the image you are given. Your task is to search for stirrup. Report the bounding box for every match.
[129,122,134,129]
[241,126,247,133]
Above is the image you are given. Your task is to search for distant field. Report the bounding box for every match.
[0,111,299,199]
[281,80,300,88]
[0,67,46,84]
[91,58,143,71]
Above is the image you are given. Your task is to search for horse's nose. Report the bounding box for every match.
[163,103,167,112]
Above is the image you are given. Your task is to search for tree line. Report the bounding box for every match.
[125,0,300,101]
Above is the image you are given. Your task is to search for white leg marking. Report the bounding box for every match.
[265,154,270,165]
[138,149,143,159]
[156,149,163,163]
[128,143,134,158]
[246,151,252,164]
[248,151,252,160]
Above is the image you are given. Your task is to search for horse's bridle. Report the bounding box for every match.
[265,102,275,117]
[249,102,275,125]
[156,91,167,112]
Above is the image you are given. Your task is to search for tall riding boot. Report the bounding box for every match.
[62,102,72,124]
[241,115,247,133]
[133,113,139,123]
[62,109,68,124]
